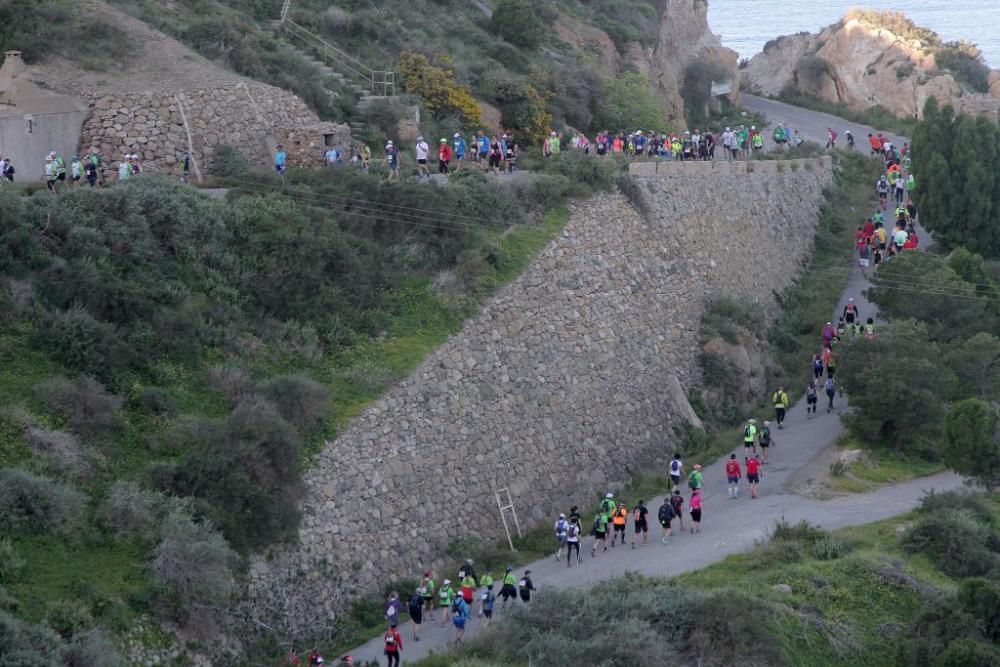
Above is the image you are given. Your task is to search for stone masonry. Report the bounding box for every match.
[79,81,350,177]
[249,158,835,625]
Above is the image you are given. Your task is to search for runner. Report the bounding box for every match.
[821,321,836,346]
[865,318,876,340]
[725,454,741,499]
[759,420,773,464]
[438,579,455,626]
[450,594,470,643]
[385,141,400,180]
[631,499,649,548]
[689,489,703,533]
[481,585,496,625]
[657,496,676,543]
[477,571,493,617]
[459,570,476,608]
[383,592,401,629]
[825,376,837,413]
[670,489,685,533]
[812,351,825,380]
[565,516,582,566]
[746,454,762,499]
[499,567,517,608]
[419,571,435,621]
[407,588,423,642]
[669,453,683,489]
[504,134,518,174]
[518,570,535,603]
[805,380,818,416]
[553,513,569,560]
[825,127,837,149]
[772,385,789,429]
[842,298,860,326]
[687,464,703,492]
[415,136,430,179]
[876,175,890,209]
[610,502,628,548]
[382,624,403,667]
[590,510,609,557]
[743,418,758,460]
[845,130,854,149]
[437,139,452,175]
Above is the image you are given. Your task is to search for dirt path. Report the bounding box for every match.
[346,104,957,665]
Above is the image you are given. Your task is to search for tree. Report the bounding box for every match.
[595,73,669,132]
[490,0,544,49]
[485,71,552,145]
[398,52,483,129]
[943,399,1000,491]
[949,333,1000,403]
[682,57,731,126]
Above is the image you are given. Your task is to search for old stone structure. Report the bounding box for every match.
[80,81,351,177]
[0,51,89,178]
[248,158,834,626]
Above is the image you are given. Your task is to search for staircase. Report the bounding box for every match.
[277,17,396,141]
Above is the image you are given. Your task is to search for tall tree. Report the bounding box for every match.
[943,398,1000,491]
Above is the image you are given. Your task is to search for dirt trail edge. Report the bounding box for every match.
[347,102,960,664]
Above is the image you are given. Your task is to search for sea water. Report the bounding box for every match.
[708,0,1000,69]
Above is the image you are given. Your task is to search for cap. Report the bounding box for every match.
[417,136,423,141]
[387,140,393,145]
[454,132,460,138]
[848,298,854,302]
[694,464,702,470]
[440,138,447,143]
[606,492,613,499]
[443,579,451,585]
[559,513,565,518]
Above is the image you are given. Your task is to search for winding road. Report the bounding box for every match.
[345,100,959,665]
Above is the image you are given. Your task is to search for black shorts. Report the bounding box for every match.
[483,608,493,619]
[613,524,625,534]
[760,441,770,448]
[57,172,66,181]
[417,158,427,165]
[670,474,680,486]
[744,441,754,448]
[748,473,760,483]
[807,396,817,404]
[690,509,702,522]
[489,155,501,167]
[72,175,80,182]
[410,608,422,624]
[594,530,606,539]
[634,520,647,534]
[659,519,671,528]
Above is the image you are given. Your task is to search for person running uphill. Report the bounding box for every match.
[806,380,818,416]
[772,386,789,429]
[759,421,774,464]
[658,497,676,543]
[825,376,837,413]
[690,489,703,533]
[554,513,569,560]
[687,464,703,492]
[669,453,683,489]
[670,489,685,533]
[500,567,517,608]
[746,454,762,499]
[383,625,403,667]
[450,595,470,643]
[565,517,582,566]
[843,298,860,326]
[591,511,609,556]
[611,502,628,548]
[743,419,758,459]
[631,500,649,548]
[726,454,741,499]
[438,580,455,627]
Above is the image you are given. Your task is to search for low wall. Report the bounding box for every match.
[248,159,835,627]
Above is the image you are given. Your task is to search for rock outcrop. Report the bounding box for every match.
[743,11,1000,121]
[248,157,834,632]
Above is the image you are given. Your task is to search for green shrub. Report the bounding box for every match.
[0,539,24,583]
[795,55,830,87]
[490,0,544,49]
[43,600,93,640]
[687,591,787,666]
[682,57,732,126]
[34,307,128,386]
[130,386,178,418]
[0,469,86,534]
[595,73,669,132]
[933,41,991,93]
[34,376,123,445]
[211,145,251,179]
[812,536,850,560]
[257,374,330,435]
[98,481,179,544]
[903,508,1000,577]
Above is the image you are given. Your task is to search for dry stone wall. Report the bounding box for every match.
[249,158,834,624]
[79,81,350,176]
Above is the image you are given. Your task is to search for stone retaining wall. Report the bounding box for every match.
[248,160,835,627]
[79,81,351,177]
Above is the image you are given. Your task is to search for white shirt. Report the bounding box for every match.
[415,141,429,160]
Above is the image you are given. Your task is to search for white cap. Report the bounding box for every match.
[606,492,613,499]
[559,513,565,518]
[443,579,451,585]
[453,132,460,138]
[416,136,423,142]
[387,140,393,146]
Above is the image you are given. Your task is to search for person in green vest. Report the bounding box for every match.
[590,511,609,556]
[905,174,916,195]
[687,464,703,491]
[500,566,518,608]
[549,131,561,155]
[477,572,494,617]
[771,385,789,429]
[773,124,786,146]
[418,571,436,621]
[437,579,455,628]
[737,126,749,157]
[459,572,477,610]
[743,418,758,459]
[600,492,615,521]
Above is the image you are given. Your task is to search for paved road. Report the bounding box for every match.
[346,104,957,665]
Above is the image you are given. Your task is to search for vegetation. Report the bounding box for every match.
[595,72,669,132]
[398,52,484,129]
[0,152,618,660]
[419,494,1000,666]
[776,87,917,136]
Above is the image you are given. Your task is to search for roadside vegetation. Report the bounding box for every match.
[0,153,619,663]
[414,492,1000,667]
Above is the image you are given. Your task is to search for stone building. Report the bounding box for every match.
[0,51,88,180]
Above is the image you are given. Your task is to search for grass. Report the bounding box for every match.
[827,440,946,494]
[7,534,152,624]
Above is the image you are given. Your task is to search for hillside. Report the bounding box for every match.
[742,9,1000,121]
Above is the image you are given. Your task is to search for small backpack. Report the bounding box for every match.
[568,523,579,539]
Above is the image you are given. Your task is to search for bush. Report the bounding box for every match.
[933,41,991,93]
[60,630,124,667]
[399,52,483,129]
[98,481,178,543]
[903,508,1000,577]
[490,0,544,49]
[687,592,786,666]
[812,536,850,560]
[211,145,251,179]
[483,70,552,145]
[0,539,25,583]
[43,600,93,640]
[595,73,669,132]
[0,469,86,534]
[795,55,831,86]
[130,386,177,418]
[152,507,236,635]
[34,376,123,445]
[528,151,617,197]
[23,427,92,479]
[34,307,128,386]
[682,57,732,126]
[257,374,330,435]
[155,399,304,551]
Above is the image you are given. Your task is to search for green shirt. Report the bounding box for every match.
[480,574,493,588]
[594,514,609,532]
[688,470,703,489]
[550,136,560,154]
[438,586,454,606]
[503,573,516,586]
[420,577,435,598]
[461,575,476,589]
[744,423,758,443]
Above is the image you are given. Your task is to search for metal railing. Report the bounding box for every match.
[282,19,395,97]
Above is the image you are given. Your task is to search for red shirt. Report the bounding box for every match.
[384,628,403,653]
[870,136,882,150]
[439,144,452,161]
[747,459,761,475]
[862,220,875,239]
[725,460,741,477]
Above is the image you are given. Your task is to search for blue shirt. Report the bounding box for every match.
[275,150,286,167]
[478,136,489,153]
[453,138,466,157]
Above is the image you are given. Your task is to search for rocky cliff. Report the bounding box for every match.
[743,11,1000,120]
[248,157,834,632]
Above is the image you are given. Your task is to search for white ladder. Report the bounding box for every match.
[279,0,292,24]
[495,487,522,552]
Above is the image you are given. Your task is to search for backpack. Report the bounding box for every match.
[591,516,601,535]
[761,426,771,442]
[744,424,753,439]
[555,519,568,536]
[825,378,835,393]
[385,631,396,647]
[567,523,579,539]
[658,503,674,522]
[670,459,681,475]
[451,599,463,616]
[807,385,817,398]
